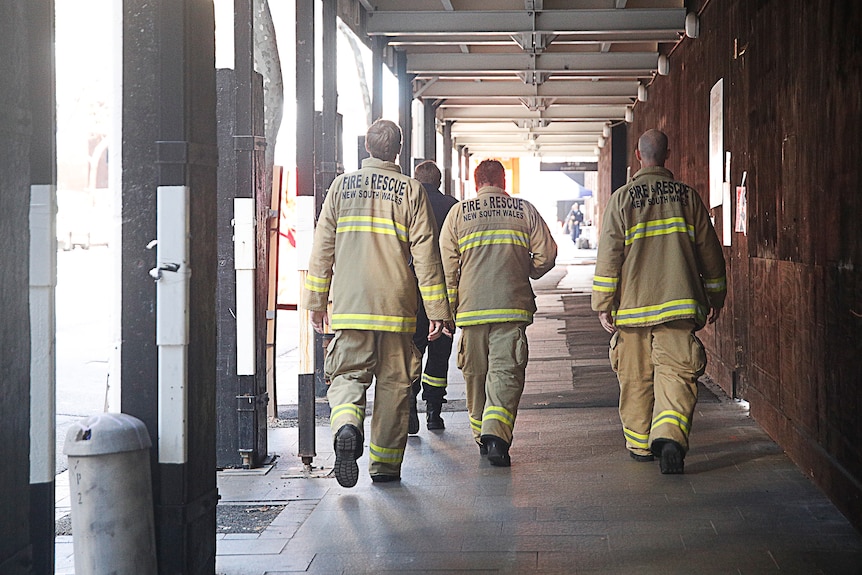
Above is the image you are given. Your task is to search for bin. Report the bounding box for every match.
[63,413,157,575]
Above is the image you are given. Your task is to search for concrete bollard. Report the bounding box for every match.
[63,413,157,575]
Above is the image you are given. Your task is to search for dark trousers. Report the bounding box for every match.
[412,298,452,404]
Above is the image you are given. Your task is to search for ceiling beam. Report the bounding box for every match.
[450,121,609,134]
[366,9,685,36]
[439,104,627,121]
[454,133,600,145]
[408,52,658,76]
[386,30,682,46]
[415,79,639,99]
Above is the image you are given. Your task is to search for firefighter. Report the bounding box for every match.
[409,160,459,434]
[439,159,557,466]
[592,129,727,474]
[302,120,452,487]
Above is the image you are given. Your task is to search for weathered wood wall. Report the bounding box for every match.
[609,0,862,530]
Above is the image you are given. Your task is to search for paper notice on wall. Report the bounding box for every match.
[709,79,724,208]
[735,185,747,235]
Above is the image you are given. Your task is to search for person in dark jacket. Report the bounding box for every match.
[408,160,459,434]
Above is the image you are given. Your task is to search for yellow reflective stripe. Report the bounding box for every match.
[704,276,727,292]
[625,217,694,246]
[421,373,447,388]
[420,283,447,301]
[304,274,331,293]
[369,442,404,464]
[592,275,619,293]
[470,416,482,434]
[614,299,704,326]
[458,229,529,252]
[447,288,458,306]
[456,308,532,326]
[330,403,365,432]
[336,215,408,242]
[651,410,691,435]
[483,406,515,430]
[331,313,416,333]
[623,427,650,449]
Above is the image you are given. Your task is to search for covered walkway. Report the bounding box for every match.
[140,242,860,574]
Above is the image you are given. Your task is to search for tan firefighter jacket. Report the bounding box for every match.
[439,186,557,327]
[302,157,451,333]
[591,166,727,329]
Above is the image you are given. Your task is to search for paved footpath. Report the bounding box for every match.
[55,249,862,574]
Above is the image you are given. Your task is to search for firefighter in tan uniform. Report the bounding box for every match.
[592,129,727,474]
[302,120,451,487]
[439,160,557,466]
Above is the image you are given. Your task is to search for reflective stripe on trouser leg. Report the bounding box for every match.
[326,330,374,435]
[611,327,655,457]
[420,334,453,404]
[650,320,704,453]
[368,331,421,476]
[481,323,528,445]
[458,325,489,444]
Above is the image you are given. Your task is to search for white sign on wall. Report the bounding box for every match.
[709,78,724,209]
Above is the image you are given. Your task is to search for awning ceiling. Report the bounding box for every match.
[343,0,690,158]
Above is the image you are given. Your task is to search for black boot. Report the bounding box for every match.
[408,396,419,435]
[426,402,445,430]
[482,434,511,467]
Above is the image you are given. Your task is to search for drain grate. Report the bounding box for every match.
[216,504,285,534]
[56,504,286,536]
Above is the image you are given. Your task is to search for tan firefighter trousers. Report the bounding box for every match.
[325,329,421,477]
[458,322,529,446]
[609,319,706,457]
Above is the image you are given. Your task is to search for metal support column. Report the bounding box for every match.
[442,120,453,196]
[423,100,437,162]
[396,49,413,175]
[312,0,339,403]
[119,0,219,571]
[233,0,269,469]
[295,0,317,466]
[610,122,628,193]
[371,37,384,123]
[27,1,57,573]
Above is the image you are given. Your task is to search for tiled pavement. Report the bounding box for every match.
[56,251,862,574]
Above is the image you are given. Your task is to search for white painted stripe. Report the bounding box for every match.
[156,186,190,464]
[30,184,57,483]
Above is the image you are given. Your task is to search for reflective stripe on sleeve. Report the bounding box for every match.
[304,274,331,293]
[447,287,458,306]
[420,283,447,302]
[592,275,619,293]
[703,276,727,293]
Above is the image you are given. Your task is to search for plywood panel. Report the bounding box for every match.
[777,261,818,434]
